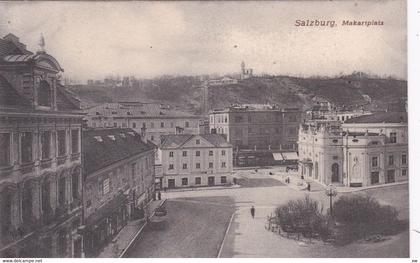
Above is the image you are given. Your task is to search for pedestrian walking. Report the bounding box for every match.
[250,206,255,219]
[307,182,311,192]
[158,191,161,200]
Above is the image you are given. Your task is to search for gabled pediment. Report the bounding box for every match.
[181,135,215,148]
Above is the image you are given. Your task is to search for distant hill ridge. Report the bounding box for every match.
[67,75,406,114]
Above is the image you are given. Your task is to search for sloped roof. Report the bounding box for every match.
[160,133,230,149]
[0,36,32,57]
[82,128,155,176]
[344,111,407,124]
[87,102,200,118]
[56,84,81,111]
[0,75,31,108]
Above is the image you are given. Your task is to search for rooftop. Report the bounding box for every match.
[82,128,155,176]
[344,111,407,124]
[87,102,200,118]
[160,133,231,148]
[210,104,301,113]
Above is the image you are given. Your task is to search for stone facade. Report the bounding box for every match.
[82,128,156,257]
[209,104,301,151]
[0,34,84,257]
[298,112,408,187]
[84,102,201,146]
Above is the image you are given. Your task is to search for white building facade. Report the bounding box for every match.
[160,134,233,188]
[298,112,408,187]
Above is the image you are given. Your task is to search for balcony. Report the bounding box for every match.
[57,156,67,166]
[70,152,81,162]
[20,162,35,174]
[0,165,14,177]
[40,158,53,169]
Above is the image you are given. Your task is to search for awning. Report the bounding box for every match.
[281,152,299,160]
[85,194,127,227]
[272,153,283,161]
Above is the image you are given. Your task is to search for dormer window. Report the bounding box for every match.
[38,80,52,107]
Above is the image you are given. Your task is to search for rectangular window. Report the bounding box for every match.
[402,169,407,176]
[142,123,146,128]
[169,164,174,170]
[209,150,213,156]
[388,155,394,166]
[221,150,226,156]
[196,163,201,169]
[182,151,187,157]
[41,131,51,159]
[209,162,213,169]
[72,173,79,199]
[169,151,174,158]
[0,133,10,167]
[150,122,154,128]
[222,162,226,168]
[182,178,188,186]
[102,178,110,195]
[185,121,189,128]
[386,170,395,183]
[402,154,407,165]
[390,132,397,143]
[196,151,200,157]
[371,156,378,167]
[132,122,137,128]
[196,139,200,145]
[183,163,188,169]
[21,132,33,163]
[221,176,227,184]
[57,130,66,156]
[371,172,379,184]
[195,177,201,185]
[161,122,164,128]
[71,129,79,154]
[113,122,117,127]
[131,163,136,181]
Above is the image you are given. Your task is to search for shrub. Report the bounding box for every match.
[274,195,331,240]
[332,194,402,245]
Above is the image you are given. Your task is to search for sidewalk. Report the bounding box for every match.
[98,199,165,258]
[163,184,241,193]
[272,172,408,194]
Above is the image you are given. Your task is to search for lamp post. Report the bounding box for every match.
[325,184,337,218]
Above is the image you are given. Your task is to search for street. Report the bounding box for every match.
[125,168,409,258]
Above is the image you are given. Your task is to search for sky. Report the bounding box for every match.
[0,1,407,82]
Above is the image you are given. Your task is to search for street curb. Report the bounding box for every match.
[119,199,167,258]
[336,181,408,193]
[217,212,235,258]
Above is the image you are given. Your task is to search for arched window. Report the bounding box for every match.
[38,80,51,107]
[332,163,340,183]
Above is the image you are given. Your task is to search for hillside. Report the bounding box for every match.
[68,75,407,114]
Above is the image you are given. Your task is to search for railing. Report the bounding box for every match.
[70,153,81,162]
[40,158,53,169]
[20,162,35,174]
[57,156,67,166]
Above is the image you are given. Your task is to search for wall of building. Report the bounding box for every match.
[209,109,301,150]
[161,141,233,188]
